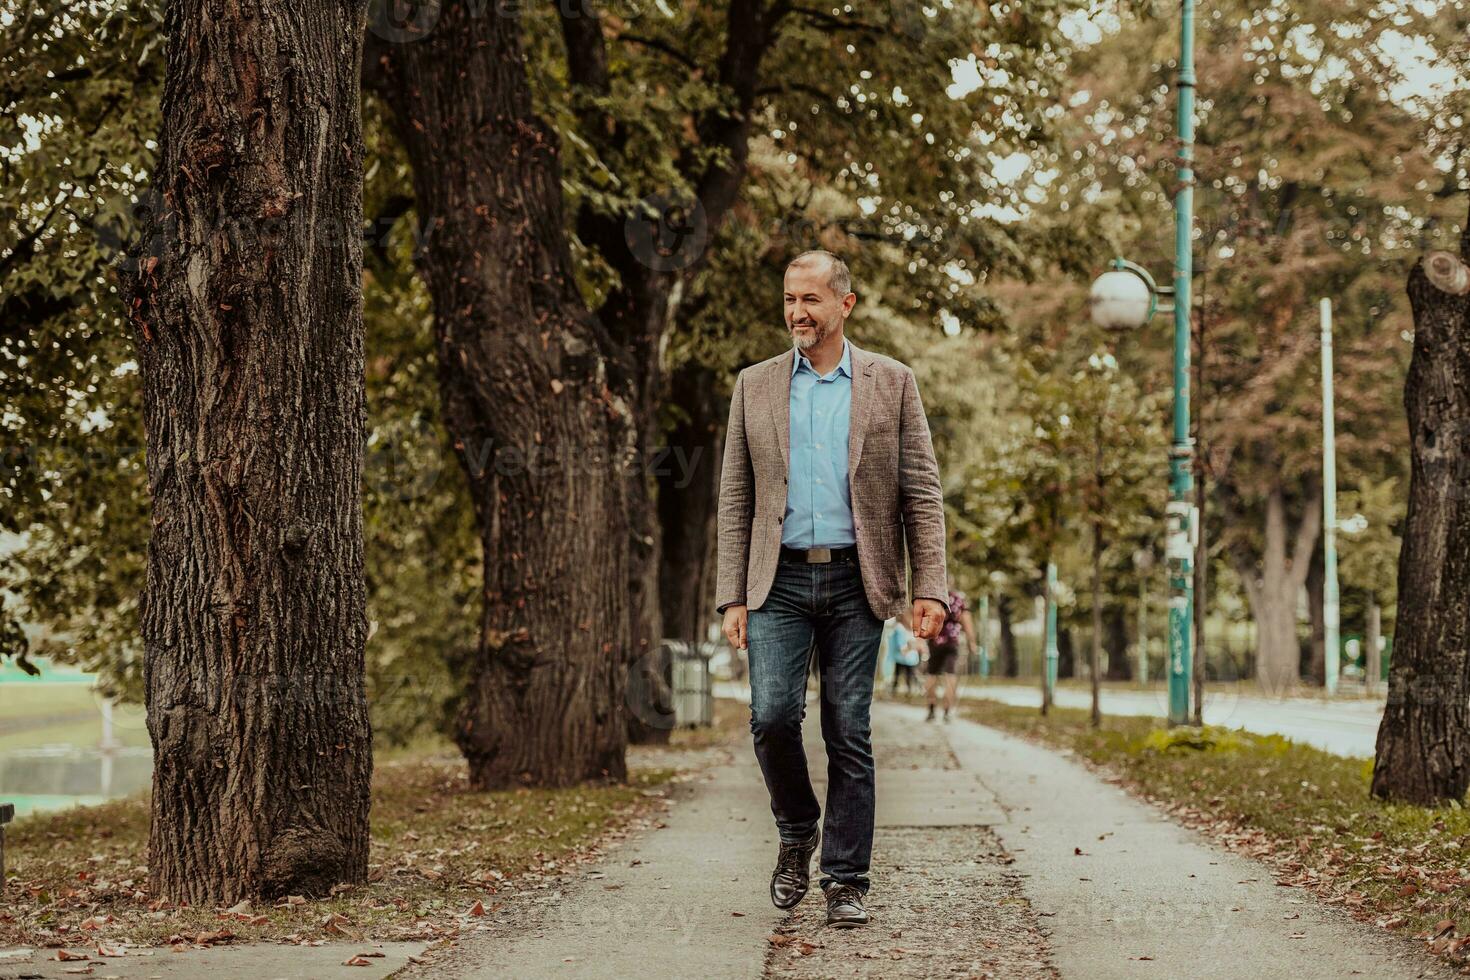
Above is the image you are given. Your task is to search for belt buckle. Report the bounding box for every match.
[807,547,832,564]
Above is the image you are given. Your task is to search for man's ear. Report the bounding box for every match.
[842,291,857,317]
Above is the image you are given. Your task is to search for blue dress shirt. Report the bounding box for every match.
[783,340,856,549]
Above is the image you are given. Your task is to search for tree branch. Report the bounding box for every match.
[557,1,612,93]
[617,33,701,73]
[787,5,886,34]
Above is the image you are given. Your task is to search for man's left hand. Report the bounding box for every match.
[912,598,946,639]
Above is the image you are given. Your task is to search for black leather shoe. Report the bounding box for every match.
[769,828,820,910]
[824,882,869,927]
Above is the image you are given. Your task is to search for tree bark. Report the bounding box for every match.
[1103,604,1132,681]
[1372,246,1470,804]
[126,0,371,903]
[367,5,635,788]
[997,595,1018,678]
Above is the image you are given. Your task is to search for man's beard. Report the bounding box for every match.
[790,318,830,351]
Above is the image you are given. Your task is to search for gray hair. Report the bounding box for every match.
[786,250,853,297]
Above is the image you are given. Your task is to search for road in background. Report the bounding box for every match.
[714,681,1385,758]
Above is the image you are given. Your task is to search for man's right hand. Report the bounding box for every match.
[722,605,748,651]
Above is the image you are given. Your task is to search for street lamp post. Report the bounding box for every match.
[1089,0,1198,727]
[1167,0,1198,728]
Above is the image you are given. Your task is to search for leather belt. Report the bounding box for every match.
[779,545,858,564]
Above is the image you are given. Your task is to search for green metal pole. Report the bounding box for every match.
[1167,0,1198,726]
[979,594,992,679]
[1322,298,1340,695]
[1044,562,1059,702]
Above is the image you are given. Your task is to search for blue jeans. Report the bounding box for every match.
[746,557,884,894]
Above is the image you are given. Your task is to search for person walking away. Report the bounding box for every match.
[924,586,977,722]
[715,250,949,929]
[887,610,921,697]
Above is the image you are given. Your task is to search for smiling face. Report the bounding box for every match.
[783,256,856,352]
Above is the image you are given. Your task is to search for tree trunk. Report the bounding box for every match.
[126,0,371,903]
[1090,521,1103,728]
[1364,594,1381,693]
[657,364,724,648]
[1057,625,1075,680]
[367,5,635,788]
[997,595,1018,678]
[1242,486,1321,695]
[1305,536,1326,685]
[1193,456,1207,723]
[1372,247,1470,804]
[628,361,723,743]
[1103,605,1132,681]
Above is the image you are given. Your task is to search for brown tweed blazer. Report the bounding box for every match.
[715,341,949,620]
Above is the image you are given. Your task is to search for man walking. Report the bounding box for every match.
[716,250,949,928]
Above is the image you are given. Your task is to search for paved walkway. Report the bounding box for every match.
[0,942,425,979]
[411,698,1450,980]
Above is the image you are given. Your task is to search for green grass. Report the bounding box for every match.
[1,706,746,950]
[963,700,1470,959]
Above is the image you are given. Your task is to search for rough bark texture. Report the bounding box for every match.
[367,5,635,788]
[127,0,372,903]
[1372,245,1470,804]
[1238,486,1320,694]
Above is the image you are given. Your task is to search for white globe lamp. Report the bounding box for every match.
[1089,263,1155,330]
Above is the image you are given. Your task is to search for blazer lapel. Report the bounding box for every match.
[847,342,873,481]
[773,348,794,471]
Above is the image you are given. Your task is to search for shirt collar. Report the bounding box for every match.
[792,338,852,380]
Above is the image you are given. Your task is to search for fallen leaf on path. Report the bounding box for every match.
[56,950,90,961]
[467,900,485,917]
[731,912,745,917]
[342,955,372,966]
